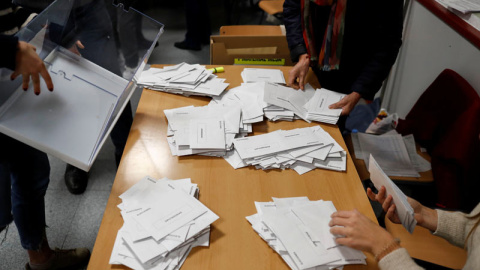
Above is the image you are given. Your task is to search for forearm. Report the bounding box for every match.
[283,0,307,62]
[417,206,438,232]
[378,248,424,270]
[433,209,470,247]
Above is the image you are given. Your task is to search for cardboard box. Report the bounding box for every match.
[210,34,293,66]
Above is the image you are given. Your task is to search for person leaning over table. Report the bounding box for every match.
[329,185,480,269]
[283,0,403,123]
[0,34,90,270]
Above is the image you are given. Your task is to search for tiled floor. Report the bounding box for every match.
[0,2,267,269]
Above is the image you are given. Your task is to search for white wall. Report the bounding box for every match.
[382,1,480,118]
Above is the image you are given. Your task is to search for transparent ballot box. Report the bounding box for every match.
[0,0,164,171]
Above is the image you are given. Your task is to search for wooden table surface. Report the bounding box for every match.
[88,65,379,270]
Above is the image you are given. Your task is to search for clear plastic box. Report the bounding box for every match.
[0,0,164,170]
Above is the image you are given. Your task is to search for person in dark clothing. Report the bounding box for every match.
[0,34,90,270]
[283,0,403,116]
[174,0,211,51]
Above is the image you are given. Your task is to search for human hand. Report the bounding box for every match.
[287,54,310,90]
[69,40,84,56]
[367,186,438,231]
[329,209,397,255]
[328,92,361,116]
[11,41,53,95]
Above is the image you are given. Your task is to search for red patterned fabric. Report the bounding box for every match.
[301,0,347,70]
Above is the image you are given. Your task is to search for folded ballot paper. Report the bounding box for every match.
[368,155,417,233]
[110,176,219,270]
[241,68,286,84]
[138,63,229,97]
[247,197,366,270]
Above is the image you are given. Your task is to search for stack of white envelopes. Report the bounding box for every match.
[229,126,347,174]
[164,104,248,157]
[303,88,345,124]
[263,82,316,122]
[261,82,345,124]
[241,68,286,84]
[368,155,417,233]
[247,197,366,270]
[110,176,219,270]
[138,63,229,97]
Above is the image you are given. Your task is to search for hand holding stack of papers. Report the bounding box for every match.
[368,155,417,233]
[138,63,229,97]
[110,176,219,270]
[263,82,316,122]
[241,68,286,84]
[230,126,347,175]
[260,81,344,124]
[304,88,345,124]
[246,197,366,270]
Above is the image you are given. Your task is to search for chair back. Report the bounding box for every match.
[396,69,480,210]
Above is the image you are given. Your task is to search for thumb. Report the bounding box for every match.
[329,100,345,109]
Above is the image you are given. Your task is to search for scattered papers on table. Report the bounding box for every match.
[162,72,349,174]
[241,68,286,84]
[138,63,229,97]
[246,197,366,270]
[351,131,431,177]
[232,126,347,174]
[110,176,219,270]
[368,155,417,233]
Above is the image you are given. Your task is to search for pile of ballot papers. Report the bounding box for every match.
[110,176,219,270]
[262,82,344,124]
[137,63,229,97]
[228,126,347,175]
[164,104,248,157]
[351,131,431,177]
[163,94,347,174]
[437,0,480,14]
[368,155,417,233]
[304,89,345,124]
[246,197,366,270]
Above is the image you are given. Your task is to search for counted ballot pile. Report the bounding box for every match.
[229,126,347,174]
[163,68,349,175]
[110,176,219,270]
[246,197,366,270]
[137,63,229,97]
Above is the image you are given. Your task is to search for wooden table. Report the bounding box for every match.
[88,65,379,270]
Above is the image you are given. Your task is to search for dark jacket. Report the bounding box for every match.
[283,0,404,100]
[0,34,18,70]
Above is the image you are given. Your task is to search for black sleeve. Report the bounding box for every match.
[283,0,307,63]
[352,0,404,100]
[0,34,19,70]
